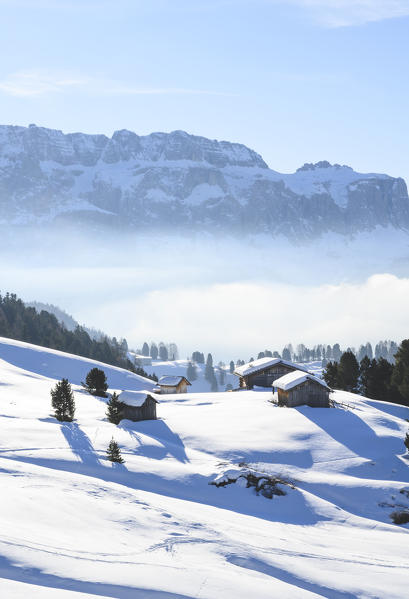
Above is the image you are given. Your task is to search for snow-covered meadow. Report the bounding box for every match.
[0,337,408,598]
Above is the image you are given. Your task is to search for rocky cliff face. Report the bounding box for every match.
[0,124,408,240]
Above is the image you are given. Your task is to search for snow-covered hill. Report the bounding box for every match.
[0,124,408,240]
[0,337,408,598]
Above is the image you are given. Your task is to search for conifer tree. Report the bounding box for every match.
[186,361,197,381]
[83,367,108,397]
[282,347,291,361]
[323,361,339,388]
[332,343,342,362]
[205,353,214,381]
[159,343,168,361]
[229,360,235,374]
[338,351,359,392]
[210,374,218,392]
[142,342,150,356]
[392,340,409,404]
[150,342,158,360]
[219,368,225,386]
[359,355,372,395]
[404,432,409,453]
[106,438,124,463]
[51,378,75,421]
[106,392,124,425]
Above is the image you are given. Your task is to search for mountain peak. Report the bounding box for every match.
[296,161,352,172]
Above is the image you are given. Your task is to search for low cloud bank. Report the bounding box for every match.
[1,229,408,360]
[80,273,408,359]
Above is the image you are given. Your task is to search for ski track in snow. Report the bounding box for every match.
[0,336,408,598]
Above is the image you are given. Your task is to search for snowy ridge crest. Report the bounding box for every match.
[0,123,408,239]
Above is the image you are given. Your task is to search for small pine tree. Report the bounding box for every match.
[106,392,124,425]
[219,368,225,386]
[186,361,197,381]
[159,343,168,361]
[106,438,124,463]
[229,360,235,374]
[323,361,339,388]
[210,375,218,392]
[150,343,158,360]
[51,378,75,421]
[404,432,409,453]
[83,368,108,397]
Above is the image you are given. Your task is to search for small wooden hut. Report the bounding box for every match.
[157,376,191,394]
[117,390,159,421]
[273,370,330,408]
[234,357,308,390]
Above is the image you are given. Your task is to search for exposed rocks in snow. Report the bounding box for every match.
[210,466,293,499]
[390,510,409,525]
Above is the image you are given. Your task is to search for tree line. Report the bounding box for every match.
[0,292,138,373]
[246,340,398,365]
[139,341,179,361]
[323,341,409,406]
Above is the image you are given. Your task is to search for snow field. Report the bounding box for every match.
[0,337,408,597]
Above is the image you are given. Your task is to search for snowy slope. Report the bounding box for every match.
[0,338,408,598]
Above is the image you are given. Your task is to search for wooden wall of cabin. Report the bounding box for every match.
[285,380,329,408]
[159,386,175,394]
[246,364,298,389]
[120,398,157,421]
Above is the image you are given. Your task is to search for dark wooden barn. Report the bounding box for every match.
[234,357,308,390]
[117,390,159,422]
[273,370,330,408]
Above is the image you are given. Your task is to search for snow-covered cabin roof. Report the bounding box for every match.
[273,370,329,392]
[158,375,191,387]
[234,357,309,377]
[118,390,160,407]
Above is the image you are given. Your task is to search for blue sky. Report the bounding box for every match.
[0,0,408,180]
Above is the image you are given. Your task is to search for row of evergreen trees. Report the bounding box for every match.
[0,292,135,371]
[323,340,409,405]
[140,341,179,361]
[247,340,399,365]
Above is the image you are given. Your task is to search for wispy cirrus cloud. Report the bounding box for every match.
[0,69,231,98]
[0,70,87,97]
[275,0,409,27]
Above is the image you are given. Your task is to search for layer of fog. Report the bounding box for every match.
[1,226,409,360]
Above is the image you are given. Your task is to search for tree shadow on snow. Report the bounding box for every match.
[300,406,409,480]
[121,419,189,463]
[0,554,192,599]
[60,422,100,467]
[364,399,409,421]
[227,554,356,599]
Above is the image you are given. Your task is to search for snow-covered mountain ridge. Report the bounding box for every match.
[0,124,408,239]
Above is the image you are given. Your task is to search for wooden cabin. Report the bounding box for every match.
[157,376,191,394]
[273,370,330,408]
[117,390,159,421]
[133,353,152,366]
[234,357,308,390]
